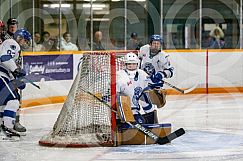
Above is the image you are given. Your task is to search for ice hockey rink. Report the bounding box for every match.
[1,93,243,161]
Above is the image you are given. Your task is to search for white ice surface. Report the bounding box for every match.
[1,93,243,161]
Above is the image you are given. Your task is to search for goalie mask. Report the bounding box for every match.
[124,52,140,78]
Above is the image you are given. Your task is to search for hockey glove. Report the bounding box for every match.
[150,72,163,83]
[12,68,26,78]
[11,78,26,90]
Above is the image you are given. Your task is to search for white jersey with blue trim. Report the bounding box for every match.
[0,39,21,79]
[116,69,150,113]
[139,44,173,78]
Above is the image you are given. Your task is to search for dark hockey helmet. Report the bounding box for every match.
[131,32,138,38]
[7,18,18,25]
[150,34,163,44]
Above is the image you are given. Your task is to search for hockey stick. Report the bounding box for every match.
[20,77,40,89]
[80,89,117,114]
[80,88,185,145]
[163,80,198,94]
[132,123,185,145]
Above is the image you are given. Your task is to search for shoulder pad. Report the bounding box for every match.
[0,39,21,61]
[2,39,20,51]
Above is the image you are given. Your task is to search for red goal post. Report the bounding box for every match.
[39,50,138,147]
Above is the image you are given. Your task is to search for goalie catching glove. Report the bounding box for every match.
[144,88,167,108]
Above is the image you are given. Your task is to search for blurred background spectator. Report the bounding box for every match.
[42,31,55,51]
[92,31,105,50]
[33,32,45,51]
[57,32,78,51]
[127,32,143,50]
[0,20,6,44]
[4,18,18,39]
[208,25,225,49]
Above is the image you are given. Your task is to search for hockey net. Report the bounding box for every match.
[39,51,133,147]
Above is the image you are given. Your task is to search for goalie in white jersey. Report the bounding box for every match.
[117,52,156,124]
[0,28,31,140]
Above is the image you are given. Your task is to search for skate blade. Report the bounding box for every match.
[0,135,21,142]
[18,132,26,136]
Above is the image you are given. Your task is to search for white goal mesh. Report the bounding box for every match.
[39,51,131,147]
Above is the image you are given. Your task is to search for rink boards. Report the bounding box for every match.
[21,49,243,108]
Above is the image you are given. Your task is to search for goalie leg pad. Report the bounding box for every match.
[116,95,135,123]
[145,89,167,108]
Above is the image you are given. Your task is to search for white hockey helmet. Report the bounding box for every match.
[124,52,140,64]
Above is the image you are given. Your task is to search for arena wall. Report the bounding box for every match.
[21,49,243,108]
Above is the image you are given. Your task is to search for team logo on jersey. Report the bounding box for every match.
[127,80,132,86]
[143,62,155,76]
[132,87,142,107]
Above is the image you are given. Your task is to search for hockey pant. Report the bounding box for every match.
[140,92,158,124]
[0,76,20,129]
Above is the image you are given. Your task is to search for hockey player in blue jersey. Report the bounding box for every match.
[0,28,31,140]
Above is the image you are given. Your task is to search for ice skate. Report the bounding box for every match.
[14,122,27,136]
[14,115,27,135]
[0,124,21,141]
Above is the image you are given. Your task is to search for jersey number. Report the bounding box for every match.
[7,50,15,58]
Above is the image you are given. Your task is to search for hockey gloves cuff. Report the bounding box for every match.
[12,68,26,78]
[11,78,26,90]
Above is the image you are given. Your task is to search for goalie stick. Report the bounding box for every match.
[80,88,185,145]
[21,77,40,89]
